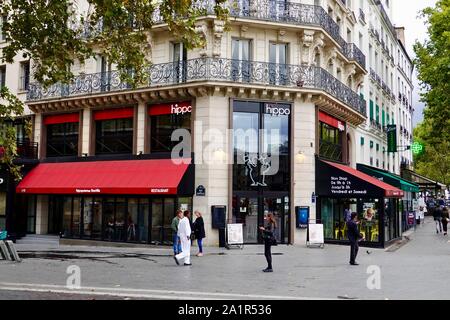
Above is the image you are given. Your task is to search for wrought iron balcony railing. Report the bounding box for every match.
[150,0,366,68]
[16,139,39,160]
[27,58,366,116]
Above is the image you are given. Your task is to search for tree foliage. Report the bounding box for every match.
[0,0,229,179]
[414,120,450,185]
[413,0,450,186]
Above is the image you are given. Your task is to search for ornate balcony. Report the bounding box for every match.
[149,0,366,69]
[27,58,366,116]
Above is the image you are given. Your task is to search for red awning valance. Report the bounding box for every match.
[319,111,345,131]
[44,113,80,125]
[16,159,192,195]
[148,101,192,116]
[94,108,134,121]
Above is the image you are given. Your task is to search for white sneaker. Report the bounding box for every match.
[197,253,203,257]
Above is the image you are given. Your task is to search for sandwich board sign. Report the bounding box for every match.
[226,223,244,249]
[307,223,324,248]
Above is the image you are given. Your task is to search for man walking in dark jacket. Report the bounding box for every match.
[347,212,364,266]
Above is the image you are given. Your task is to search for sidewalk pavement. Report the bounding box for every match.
[1,217,449,300]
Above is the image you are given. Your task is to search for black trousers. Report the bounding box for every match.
[264,240,272,269]
[443,220,448,233]
[349,241,359,264]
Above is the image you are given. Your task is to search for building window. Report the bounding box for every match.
[172,42,187,83]
[232,38,252,82]
[44,114,80,157]
[19,61,30,91]
[46,123,79,157]
[370,157,373,166]
[149,102,192,153]
[360,137,365,146]
[0,65,5,89]
[95,116,133,155]
[370,140,374,149]
[319,122,343,162]
[376,143,379,151]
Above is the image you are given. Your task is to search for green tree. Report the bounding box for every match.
[413,0,450,187]
[0,0,229,179]
[414,121,450,185]
[414,0,450,144]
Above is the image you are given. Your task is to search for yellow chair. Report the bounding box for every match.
[371,229,379,242]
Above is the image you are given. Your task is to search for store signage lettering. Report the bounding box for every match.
[151,188,169,193]
[330,176,367,195]
[76,189,101,193]
[387,125,397,153]
[265,104,290,116]
[171,104,192,115]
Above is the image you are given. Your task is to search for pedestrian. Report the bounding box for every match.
[417,195,427,225]
[259,212,277,273]
[433,205,443,234]
[441,207,449,236]
[174,210,192,266]
[347,212,364,266]
[171,210,183,255]
[193,210,206,257]
[344,206,352,223]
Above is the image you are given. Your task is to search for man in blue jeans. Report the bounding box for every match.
[171,210,183,255]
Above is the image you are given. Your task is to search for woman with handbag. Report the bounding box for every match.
[193,210,206,257]
[441,207,449,236]
[259,212,277,273]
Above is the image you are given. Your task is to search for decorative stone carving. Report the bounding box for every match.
[278,29,286,42]
[195,22,208,57]
[300,30,315,65]
[213,20,225,57]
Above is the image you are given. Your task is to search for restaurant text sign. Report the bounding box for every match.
[330,176,368,195]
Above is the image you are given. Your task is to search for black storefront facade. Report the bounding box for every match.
[16,155,195,245]
[316,158,404,248]
[231,100,291,245]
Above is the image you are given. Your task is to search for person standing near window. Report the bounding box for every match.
[171,210,183,255]
[193,211,206,257]
[259,212,277,273]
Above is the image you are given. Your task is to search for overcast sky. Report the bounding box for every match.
[392,0,437,127]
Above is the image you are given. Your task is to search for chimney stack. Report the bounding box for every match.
[395,27,406,47]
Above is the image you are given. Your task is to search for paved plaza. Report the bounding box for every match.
[0,217,448,300]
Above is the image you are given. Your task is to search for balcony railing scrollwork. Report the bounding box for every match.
[149,0,365,68]
[28,58,366,116]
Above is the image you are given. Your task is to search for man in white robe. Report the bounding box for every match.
[174,211,192,266]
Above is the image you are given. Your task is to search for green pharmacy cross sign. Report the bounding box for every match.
[411,142,424,155]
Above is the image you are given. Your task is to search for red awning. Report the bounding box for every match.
[324,161,404,198]
[16,159,192,195]
[93,108,134,121]
[319,111,346,131]
[44,113,80,125]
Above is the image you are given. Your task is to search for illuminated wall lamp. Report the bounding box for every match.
[295,151,306,164]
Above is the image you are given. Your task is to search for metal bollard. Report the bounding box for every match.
[5,240,21,262]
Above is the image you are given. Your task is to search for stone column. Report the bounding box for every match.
[81,108,91,155]
[135,101,146,154]
[292,96,316,245]
[192,95,230,246]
